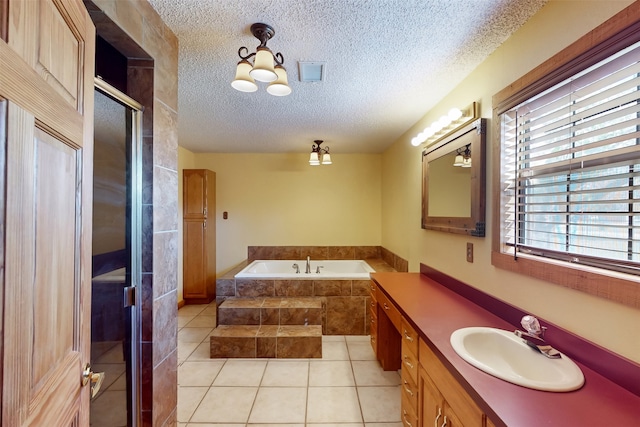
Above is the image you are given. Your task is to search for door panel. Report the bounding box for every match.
[1,0,94,425]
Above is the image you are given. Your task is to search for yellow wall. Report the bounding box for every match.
[382,0,640,362]
[178,152,381,275]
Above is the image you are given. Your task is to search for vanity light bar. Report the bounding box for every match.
[411,102,479,147]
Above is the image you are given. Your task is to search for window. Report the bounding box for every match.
[498,40,640,276]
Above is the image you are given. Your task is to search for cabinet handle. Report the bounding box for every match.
[203,207,207,216]
[403,357,414,369]
[370,301,375,307]
[434,407,442,427]
[402,410,413,427]
[383,303,390,310]
[203,221,206,229]
[441,415,448,427]
[404,330,414,342]
[403,380,414,397]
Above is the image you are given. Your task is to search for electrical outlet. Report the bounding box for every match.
[466,242,474,263]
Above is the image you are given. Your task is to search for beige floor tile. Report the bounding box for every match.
[309,360,355,386]
[352,361,401,386]
[178,360,226,386]
[346,335,371,343]
[307,424,363,427]
[322,335,346,342]
[178,327,214,343]
[178,304,209,316]
[177,386,208,423]
[213,359,267,386]
[248,387,307,423]
[191,386,258,423]
[322,340,350,360]
[347,341,377,361]
[261,360,309,387]
[178,315,195,328]
[306,387,363,423]
[187,342,216,361]
[186,315,217,328]
[365,423,403,427]
[250,424,305,427]
[357,386,402,423]
[178,341,199,363]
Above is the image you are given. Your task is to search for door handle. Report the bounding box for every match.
[82,363,105,399]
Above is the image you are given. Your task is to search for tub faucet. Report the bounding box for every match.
[292,263,300,274]
[514,315,561,359]
[305,256,311,274]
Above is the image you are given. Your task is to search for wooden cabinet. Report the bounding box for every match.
[401,319,419,427]
[369,281,378,353]
[183,169,216,304]
[419,339,486,427]
[373,285,401,371]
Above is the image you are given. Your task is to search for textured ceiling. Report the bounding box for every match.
[147,0,547,154]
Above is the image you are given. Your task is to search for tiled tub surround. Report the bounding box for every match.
[217,257,397,336]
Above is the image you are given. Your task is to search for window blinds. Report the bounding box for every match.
[500,40,640,274]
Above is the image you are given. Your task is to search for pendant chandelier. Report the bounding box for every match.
[309,140,332,165]
[231,23,292,96]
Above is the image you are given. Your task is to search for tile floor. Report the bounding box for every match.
[178,302,402,427]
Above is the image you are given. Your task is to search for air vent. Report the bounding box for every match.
[298,61,326,82]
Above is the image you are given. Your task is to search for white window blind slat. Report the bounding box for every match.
[499,39,640,272]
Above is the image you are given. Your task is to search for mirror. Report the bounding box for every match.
[422,118,486,236]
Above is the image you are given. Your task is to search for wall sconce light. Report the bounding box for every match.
[453,144,472,168]
[231,23,292,96]
[411,102,478,147]
[309,140,332,165]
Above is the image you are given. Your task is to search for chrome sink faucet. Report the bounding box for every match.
[305,256,311,274]
[514,315,561,359]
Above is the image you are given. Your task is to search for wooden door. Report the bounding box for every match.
[1,1,95,425]
[183,219,207,300]
[183,169,207,218]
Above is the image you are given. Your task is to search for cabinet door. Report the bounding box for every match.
[184,169,207,218]
[420,367,445,427]
[183,219,206,298]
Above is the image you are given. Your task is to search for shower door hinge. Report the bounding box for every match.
[123,286,136,307]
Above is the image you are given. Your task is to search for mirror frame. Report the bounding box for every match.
[422,118,486,236]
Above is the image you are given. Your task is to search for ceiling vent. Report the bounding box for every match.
[298,61,326,82]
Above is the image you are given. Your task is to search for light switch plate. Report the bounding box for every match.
[466,242,474,263]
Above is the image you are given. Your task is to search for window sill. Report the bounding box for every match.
[491,251,640,309]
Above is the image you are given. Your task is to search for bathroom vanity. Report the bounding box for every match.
[370,266,640,427]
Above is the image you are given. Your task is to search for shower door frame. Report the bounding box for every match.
[93,77,143,426]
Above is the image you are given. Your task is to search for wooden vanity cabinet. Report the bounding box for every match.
[369,281,378,353]
[401,319,420,427]
[183,169,216,304]
[419,338,487,427]
[373,285,401,371]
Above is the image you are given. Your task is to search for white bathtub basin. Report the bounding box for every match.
[235,260,374,279]
[450,327,584,392]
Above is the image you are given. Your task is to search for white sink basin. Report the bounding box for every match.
[450,327,584,392]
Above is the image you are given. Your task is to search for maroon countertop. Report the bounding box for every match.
[371,271,640,427]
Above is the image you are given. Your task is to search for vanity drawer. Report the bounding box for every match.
[369,280,378,298]
[402,340,419,385]
[401,365,419,413]
[401,391,418,427]
[401,318,419,357]
[376,288,401,332]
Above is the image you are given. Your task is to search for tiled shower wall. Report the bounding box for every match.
[88,1,179,425]
[216,246,408,335]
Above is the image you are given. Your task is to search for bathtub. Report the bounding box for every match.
[235,260,374,279]
[92,267,126,282]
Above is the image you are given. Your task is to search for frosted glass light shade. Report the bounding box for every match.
[309,152,320,165]
[462,157,472,168]
[231,60,258,92]
[453,154,464,166]
[267,66,292,96]
[321,152,332,164]
[250,48,277,82]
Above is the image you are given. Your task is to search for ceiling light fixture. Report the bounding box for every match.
[309,140,332,166]
[231,23,292,96]
[411,102,479,147]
